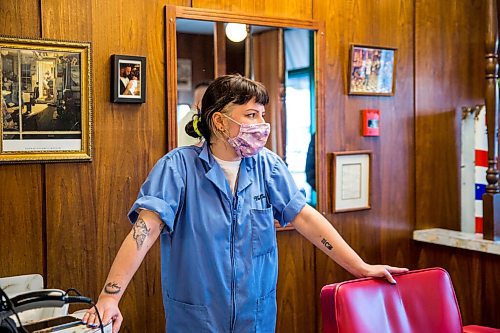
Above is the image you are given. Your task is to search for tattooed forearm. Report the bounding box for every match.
[321,238,333,251]
[132,218,151,250]
[104,282,122,295]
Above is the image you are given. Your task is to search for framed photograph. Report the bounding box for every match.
[111,54,146,103]
[332,151,371,212]
[0,35,92,163]
[177,58,192,92]
[348,45,396,96]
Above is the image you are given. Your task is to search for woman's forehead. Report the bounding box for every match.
[231,101,265,113]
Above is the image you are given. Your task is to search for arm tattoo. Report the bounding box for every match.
[133,218,150,250]
[321,237,333,251]
[104,282,122,295]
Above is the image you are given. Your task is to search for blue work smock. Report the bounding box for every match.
[128,142,306,333]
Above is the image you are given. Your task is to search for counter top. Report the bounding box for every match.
[413,228,500,255]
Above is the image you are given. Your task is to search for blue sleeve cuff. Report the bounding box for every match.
[277,191,307,227]
[128,195,175,232]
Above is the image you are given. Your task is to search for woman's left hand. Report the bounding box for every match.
[361,264,409,284]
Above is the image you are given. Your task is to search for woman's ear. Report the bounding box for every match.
[212,112,226,132]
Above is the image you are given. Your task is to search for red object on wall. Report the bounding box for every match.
[362,109,380,136]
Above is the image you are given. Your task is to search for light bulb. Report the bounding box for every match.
[225,23,247,42]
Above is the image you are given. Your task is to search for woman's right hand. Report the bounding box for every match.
[82,295,123,333]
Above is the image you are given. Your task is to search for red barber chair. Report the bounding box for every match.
[320,267,499,333]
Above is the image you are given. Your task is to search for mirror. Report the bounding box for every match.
[165,6,326,213]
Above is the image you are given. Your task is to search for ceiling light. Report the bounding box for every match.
[225,23,247,42]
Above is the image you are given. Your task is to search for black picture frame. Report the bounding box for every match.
[111,54,146,103]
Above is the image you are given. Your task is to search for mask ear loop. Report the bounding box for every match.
[212,112,230,138]
[218,127,232,144]
[208,112,226,143]
[214,114,237,153]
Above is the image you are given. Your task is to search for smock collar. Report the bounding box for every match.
[198,141,255,198]
[198,141,256,170]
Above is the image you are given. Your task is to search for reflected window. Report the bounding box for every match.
[285,29,316,206]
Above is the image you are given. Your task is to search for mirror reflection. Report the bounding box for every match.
[175,19,316,206]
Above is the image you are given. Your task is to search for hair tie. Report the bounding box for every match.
[193,115,203,137]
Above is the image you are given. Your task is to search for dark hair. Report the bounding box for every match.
[185,74,269,143]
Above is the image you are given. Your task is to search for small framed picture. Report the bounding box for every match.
[332,151,372,213]
[177,58,192,92]
[111,55,146,103]
[348,45,396,96]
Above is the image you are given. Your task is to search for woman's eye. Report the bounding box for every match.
[247,113,256,118]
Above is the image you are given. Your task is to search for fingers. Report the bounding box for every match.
[83,307,104,329]
[364,264,410,284]
[383,265,410,284]
[85,308,121,332]
[386,265,409,274]
[83,311,98,327]
[81,309,93,324]
[383,269,397,284]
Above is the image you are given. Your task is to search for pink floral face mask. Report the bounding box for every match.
[223,114,270,158]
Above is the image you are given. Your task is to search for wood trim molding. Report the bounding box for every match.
[166,5,178,151]
[483,0,500,240]
[174,6,318,30]
[315,21,327,214]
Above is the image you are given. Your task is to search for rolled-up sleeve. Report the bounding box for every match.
[267,158,307,227]
[128,156,185,233]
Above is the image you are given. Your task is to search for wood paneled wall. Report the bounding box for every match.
[177,32,214,104]
[312,0,415,330]
[0,0,498,332]
[0,0,44,284]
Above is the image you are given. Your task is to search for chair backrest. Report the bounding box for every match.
[320,267,464,333]
[0,274,68,325]
[0,274,44,294]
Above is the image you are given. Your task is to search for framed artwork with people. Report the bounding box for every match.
[111,55,146,103]
[0,35,92,163]
[348,45,396,96]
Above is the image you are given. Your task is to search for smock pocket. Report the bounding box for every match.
[256,289,277,333]
[166,295,209,332]
[251,207,276,257]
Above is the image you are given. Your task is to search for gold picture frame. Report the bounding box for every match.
[332,151,372,213]
[0,35,92,163]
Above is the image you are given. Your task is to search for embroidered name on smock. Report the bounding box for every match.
[254,194,267,202]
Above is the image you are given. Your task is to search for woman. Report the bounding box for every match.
[83,74,407,333]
